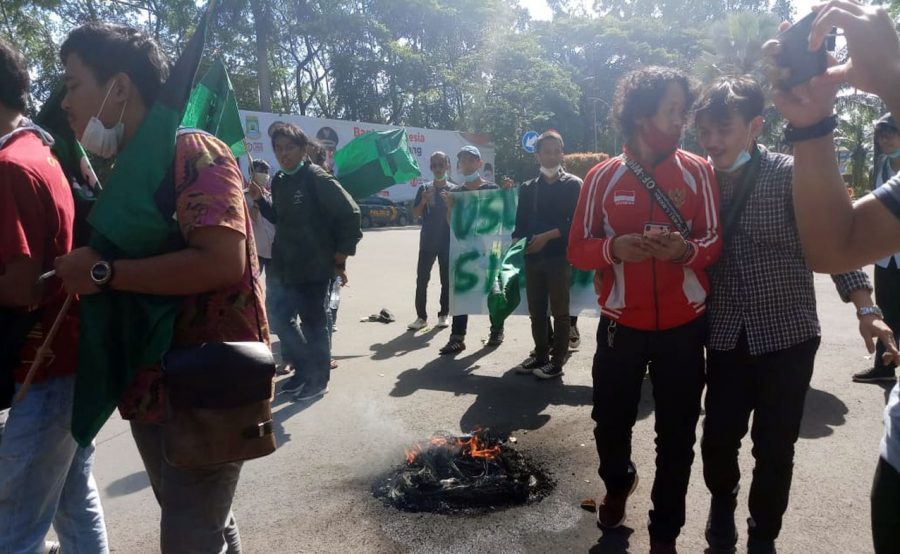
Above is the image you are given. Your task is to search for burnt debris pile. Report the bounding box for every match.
[372,429,555,514]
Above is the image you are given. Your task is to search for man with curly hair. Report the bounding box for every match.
[568,66,722,554]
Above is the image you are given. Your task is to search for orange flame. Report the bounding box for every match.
[462,434,502,460]
[405,432,502,465]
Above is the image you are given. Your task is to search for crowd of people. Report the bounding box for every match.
[2,1,900,553]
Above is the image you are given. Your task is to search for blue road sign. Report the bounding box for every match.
[522,130,538,153]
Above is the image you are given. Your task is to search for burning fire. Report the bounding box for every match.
[374,427,555,513]
[405,432,502,465]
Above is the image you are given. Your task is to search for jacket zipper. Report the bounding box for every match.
[649,180,660,331]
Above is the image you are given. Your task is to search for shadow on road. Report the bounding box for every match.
[270,390,318,447]
[590,525,634,553]
[799,387,848,439]
[369,327,443,361]
[389,347,614,436]
[883,380,897,404]
[106,470,150,497]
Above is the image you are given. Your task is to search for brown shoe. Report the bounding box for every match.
[649,540,678,554]
[596,473,639,528]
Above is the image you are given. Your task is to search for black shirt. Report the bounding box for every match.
[512,170,582,259]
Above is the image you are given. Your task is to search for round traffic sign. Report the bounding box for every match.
[522,131,538,153]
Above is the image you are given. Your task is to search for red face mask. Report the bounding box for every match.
[640,121,681,156]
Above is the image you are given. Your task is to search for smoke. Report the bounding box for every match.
[340,393,440,479]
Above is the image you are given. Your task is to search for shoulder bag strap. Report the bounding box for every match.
[622,154,690,236]
[720,146,762,244]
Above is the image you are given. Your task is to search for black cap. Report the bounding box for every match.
[876,113,898,132]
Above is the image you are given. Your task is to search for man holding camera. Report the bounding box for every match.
[767,3,900,551]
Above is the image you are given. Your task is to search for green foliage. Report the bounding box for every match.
[695,11,779,83]
[836,93,885,194]
[4,0,874,184]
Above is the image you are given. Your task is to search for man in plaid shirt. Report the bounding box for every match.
[694,77,887,554]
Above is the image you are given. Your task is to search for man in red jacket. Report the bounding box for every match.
[568,66,721,554]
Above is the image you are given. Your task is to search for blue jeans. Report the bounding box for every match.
[267,275,332,390]
[0,375,108,554]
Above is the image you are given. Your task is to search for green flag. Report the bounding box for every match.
[333,128,421,199]
[181,58,245,157]
[72,4,214,447]
[487,238,527,325]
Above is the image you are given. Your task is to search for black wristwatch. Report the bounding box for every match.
[90,260,114,289]
[784,115,838,143]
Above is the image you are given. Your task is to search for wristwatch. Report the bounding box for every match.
[90,260,115,288]
[857,305,884,319]
[783,115,838,144]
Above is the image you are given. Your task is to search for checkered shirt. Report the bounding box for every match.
[707,147,871,355]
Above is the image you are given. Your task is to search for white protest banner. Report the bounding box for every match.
[449,188,599,317]
[238,110,496,202]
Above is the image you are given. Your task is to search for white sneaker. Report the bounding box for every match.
[407,317,428,330]
[436,315,450,328]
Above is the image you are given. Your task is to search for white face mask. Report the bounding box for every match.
[80,83,126,159]
[540,165,561,178]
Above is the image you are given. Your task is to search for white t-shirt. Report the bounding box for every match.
[246,191,276,260]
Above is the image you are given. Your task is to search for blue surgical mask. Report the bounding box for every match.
[462,171,480,183]
[718,149,752,173]
[282,160,305,175]
[710,130,755,173]
[887,150,900,160]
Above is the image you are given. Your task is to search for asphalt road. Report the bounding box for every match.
[85,227,891,553]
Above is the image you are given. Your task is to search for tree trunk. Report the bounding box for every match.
[249,0,273,112]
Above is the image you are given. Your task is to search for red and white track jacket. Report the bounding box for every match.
[567,148,722,331]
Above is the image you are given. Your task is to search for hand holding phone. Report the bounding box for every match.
[643,223,671,240]
[774,11,827,90]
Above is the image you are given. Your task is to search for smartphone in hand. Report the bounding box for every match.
[775,11,827,90]
[643,223,671,240]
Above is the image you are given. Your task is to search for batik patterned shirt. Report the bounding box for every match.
[118,131,269,423]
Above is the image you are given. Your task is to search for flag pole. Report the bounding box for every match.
[14,293,75,403]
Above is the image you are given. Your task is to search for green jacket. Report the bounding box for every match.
[259,163,362,285]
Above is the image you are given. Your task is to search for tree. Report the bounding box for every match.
[835,93,884,193]
[248,0,273,111]
[468,31,582,180]
[694,11,779,83]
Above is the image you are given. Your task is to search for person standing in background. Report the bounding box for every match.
[852,113,900,383]
[247,159,275,273]
[408,151,453,331]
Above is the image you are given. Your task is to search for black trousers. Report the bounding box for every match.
[414,249,449,320]
[702,334,819,543]
[874,260,900,371]
[592,316,706,542]
[525,256,571,365]
[872,457,900,553]
[450,314,503,337]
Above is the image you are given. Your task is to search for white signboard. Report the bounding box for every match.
[449,188,599,317]
[238,110,496,202]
